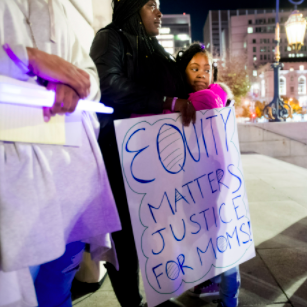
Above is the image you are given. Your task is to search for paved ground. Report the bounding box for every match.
[73,154,307,307]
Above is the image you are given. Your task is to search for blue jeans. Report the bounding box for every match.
[30,241,85,307]
[211,266,240,307]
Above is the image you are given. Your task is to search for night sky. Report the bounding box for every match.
[160,0,306,42]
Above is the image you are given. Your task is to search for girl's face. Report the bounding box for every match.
[185,52,212,92]
[140,0,162,37]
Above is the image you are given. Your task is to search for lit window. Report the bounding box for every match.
[247,27,253,33]
[253,70,257,76]
[252,83,260,97]
[300,65,304,70]
[159,28,171,34]
[157,34,174,39]
[244,42,247,48]
[287,46,292,51]
[298,76,306,94]
[253,56,257,61]
[290,67,294,71]
[160,40,174,48]
[165,47,174,54]
[176,34,190,41]
[279,76,286,95]
[261,80,265,97]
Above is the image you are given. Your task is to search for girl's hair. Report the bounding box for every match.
[111,0,165,56]
[176,43,218,82]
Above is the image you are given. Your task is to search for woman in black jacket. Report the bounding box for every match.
[90,1,195,306]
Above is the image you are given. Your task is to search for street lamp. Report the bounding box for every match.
[285,6,307,51]
[263,0,306,122]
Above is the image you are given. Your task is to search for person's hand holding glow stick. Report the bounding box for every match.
[43,83,80,122]
[26,47,91,99]
[26,47,93,122]
[3,44,109,121]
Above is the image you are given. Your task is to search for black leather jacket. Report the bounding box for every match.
[90,26,168,141]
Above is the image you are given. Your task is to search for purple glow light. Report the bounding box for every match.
[0,75,113,114]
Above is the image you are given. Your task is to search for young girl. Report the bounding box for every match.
[176,43,240,307]
[176,43,233,111]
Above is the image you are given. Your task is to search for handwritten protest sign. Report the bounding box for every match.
[114,107,255,307]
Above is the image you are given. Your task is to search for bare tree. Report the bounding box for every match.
[215,54,252,107]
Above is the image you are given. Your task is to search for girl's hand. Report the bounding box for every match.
[175,99,196,126]
[26,47,90,99]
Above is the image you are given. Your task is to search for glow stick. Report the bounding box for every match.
[0,75,113,114]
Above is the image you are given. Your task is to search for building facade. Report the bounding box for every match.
[232,9,307,67]
[157,14,191,55]
[204,8,307,65]
[203,10,238,58]
[252,59,307,110]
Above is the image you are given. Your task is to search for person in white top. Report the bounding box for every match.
[0,1,121,306]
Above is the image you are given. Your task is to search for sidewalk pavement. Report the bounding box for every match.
[73,154,307,307]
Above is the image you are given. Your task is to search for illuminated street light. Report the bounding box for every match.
[263,0,305,122]
[285,10,307,51]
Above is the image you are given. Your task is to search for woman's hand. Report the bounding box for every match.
[43,83,80,122]
[26,47,90,99]
[163,97,196,126]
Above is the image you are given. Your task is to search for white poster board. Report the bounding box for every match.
[114,108,255,307]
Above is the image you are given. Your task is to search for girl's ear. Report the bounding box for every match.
[213,62,218,83]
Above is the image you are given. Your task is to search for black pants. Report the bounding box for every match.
[100,134,143,307]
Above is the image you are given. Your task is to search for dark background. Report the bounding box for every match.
[160,0,307,42]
